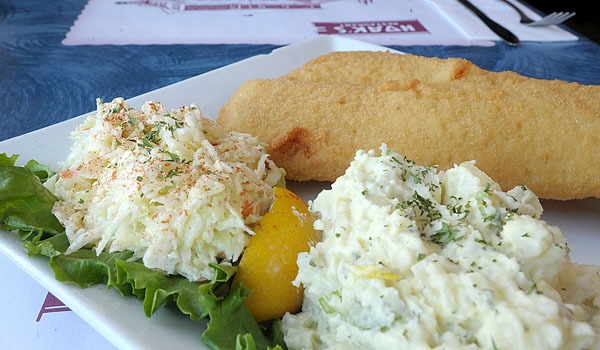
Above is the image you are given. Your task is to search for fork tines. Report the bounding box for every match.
[527,12,576,27]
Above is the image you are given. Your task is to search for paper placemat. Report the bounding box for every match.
[63,0,578,47]
[62,0,478,46]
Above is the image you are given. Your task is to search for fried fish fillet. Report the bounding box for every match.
[217,52,600,200]
[282,51,481,84]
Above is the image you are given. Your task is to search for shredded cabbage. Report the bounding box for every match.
[45,98,285,281]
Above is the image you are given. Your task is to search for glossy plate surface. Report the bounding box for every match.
[0,36,598,349]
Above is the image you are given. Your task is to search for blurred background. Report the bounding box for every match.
[527,0,599,43]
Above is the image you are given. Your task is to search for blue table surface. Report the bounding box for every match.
[0,1,599,348]
[1,0,599,143]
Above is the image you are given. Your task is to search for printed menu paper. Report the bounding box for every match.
[63,0,480,46]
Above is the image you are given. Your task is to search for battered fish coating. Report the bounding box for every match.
[282,51,482,84]
[217,53,600,200]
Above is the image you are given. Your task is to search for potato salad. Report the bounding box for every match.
[281,145,600,349]
[45,98,285,282]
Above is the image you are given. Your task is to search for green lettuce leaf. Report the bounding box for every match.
[25,158,56,183]
[114,260,235,320]
[23,231,70,257]
[0,153,63,237]
[0,153,19,167]
[42,244,233,320]
[201,282,286,350]
[50,249,135,288]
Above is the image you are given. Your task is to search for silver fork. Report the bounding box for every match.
[499,0,575,27]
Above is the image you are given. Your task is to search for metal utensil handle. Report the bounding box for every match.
[457,0,520,46]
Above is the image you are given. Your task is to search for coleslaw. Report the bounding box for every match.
[45,98,285,282]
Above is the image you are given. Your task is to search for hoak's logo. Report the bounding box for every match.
[36,292,71,322]
[314,20,428,35]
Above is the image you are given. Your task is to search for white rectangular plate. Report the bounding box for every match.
[0,36,598,349]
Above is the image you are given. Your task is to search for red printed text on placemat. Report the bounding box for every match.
[314,20,428,35]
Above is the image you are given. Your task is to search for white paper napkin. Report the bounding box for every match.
[429,0,578,42]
